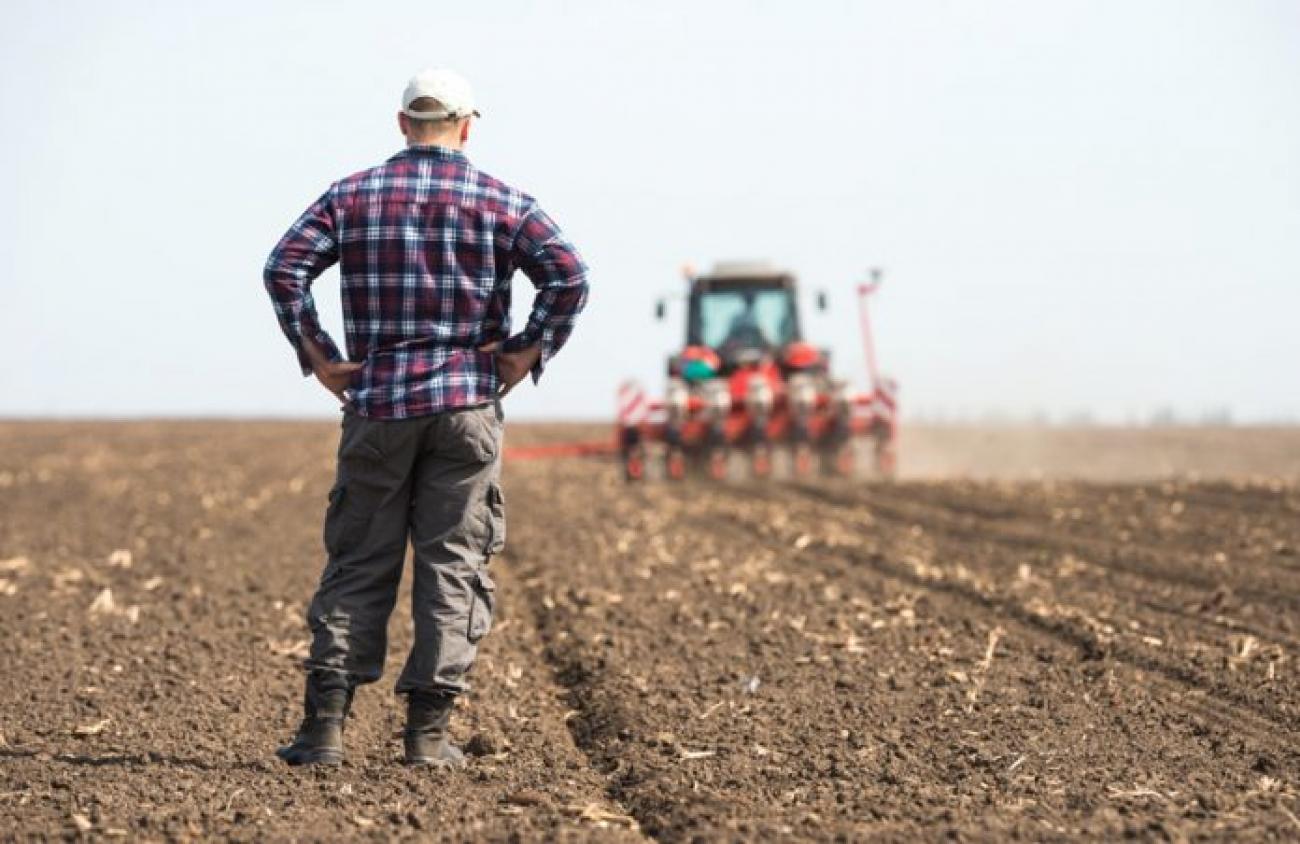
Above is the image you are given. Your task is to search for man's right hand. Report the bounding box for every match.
[478,341,541,396]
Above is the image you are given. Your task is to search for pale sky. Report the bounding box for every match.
[2,0,1298,422]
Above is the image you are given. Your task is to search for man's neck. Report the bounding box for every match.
[407,137,463,151]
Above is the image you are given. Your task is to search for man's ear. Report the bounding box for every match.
[460,119,471,144]
[397,112,409,139]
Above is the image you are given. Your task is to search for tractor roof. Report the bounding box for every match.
[695,261,797,291]
[704,261,790,280]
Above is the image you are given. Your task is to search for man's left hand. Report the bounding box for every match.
[301,335,362,406]
[313,359,363,405]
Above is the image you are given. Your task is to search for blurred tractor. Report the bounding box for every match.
[618,262,898,481]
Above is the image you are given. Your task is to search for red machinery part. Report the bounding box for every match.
[617,380,649,427]
[782,341,823,370]
[728,361,782,406]
[680,345,721,369]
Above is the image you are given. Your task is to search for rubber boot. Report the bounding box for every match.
[276,671,353,766]
[403,691,465,768]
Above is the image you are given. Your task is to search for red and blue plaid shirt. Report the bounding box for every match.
[264,145,589,418]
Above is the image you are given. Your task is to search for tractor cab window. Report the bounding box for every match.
[696,289,797,351]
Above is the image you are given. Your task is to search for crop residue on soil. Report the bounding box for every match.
[1,422,1298,840]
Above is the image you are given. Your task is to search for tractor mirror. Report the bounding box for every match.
[816,291,829,312]
[654,300,666,321]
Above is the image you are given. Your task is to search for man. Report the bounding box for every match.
[263,68,588,767]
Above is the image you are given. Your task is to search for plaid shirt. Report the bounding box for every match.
[264,145,589,418]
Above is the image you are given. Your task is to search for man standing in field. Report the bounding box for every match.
[263,68,588,767]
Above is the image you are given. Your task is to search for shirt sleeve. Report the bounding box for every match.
[502,203,590,383]
[263,187,344,376]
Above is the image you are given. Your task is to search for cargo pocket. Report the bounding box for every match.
[485,483,506,555]
[467,569,496,643]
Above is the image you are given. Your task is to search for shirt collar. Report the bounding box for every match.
[392,144,466,161]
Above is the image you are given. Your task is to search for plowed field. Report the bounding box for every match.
[2,422,1299,840]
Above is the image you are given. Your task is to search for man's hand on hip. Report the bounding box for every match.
[479,342,540,396]
[301,336,362,406]
[313,359,363,405]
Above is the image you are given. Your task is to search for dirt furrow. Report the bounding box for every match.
[808,483,1300,664]
[779,480,1300,651]
[860,480,1300,584]
[792,481,1300,614]
[737,482,1300,740]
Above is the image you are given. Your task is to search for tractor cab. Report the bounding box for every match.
[662,263,825,379]
[688,269,800,369]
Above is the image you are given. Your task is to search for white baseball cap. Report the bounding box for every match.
[401,68,480,121]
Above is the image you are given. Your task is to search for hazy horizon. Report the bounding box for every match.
[3,1,1298,423]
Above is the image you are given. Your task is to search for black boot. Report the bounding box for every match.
[404,690,465,768]
[276,671,353,766]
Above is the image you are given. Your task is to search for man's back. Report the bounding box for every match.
[269,67,589,771]
[265,145,587,418]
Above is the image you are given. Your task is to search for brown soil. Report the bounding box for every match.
[2,421,1298,840]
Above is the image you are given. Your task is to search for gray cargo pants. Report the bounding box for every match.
[304,401,504,696]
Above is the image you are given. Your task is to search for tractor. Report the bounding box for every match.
[617,262,898,481]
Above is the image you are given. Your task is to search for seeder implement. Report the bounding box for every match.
[617,263,898,482]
